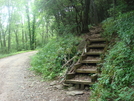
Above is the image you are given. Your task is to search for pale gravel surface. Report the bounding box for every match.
[0,51,89,101]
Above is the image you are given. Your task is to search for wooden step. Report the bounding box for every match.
[65,79,93,85]
[81,60,101,63]
[86,52,103,55]
[89,44,105,48]
[77,65,97,69]
[65,74,98,85]
[66,73,75,79]
[63,34,106,88]
[68,63,82,73]
[76,68,97,73]
[65,74,94,85]
[90,38,106,42]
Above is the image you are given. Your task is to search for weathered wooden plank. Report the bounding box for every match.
[89,44,105,48]
[65,79,93,85]
[86,52,103,55]
[90,38,106,42]
[81,60,101,63]
[76,69,97,73]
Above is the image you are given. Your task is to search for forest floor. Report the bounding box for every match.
[0,51,89,101]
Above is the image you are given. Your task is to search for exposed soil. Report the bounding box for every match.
[0,51,89,101]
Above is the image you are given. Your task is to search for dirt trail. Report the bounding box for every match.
[0,51,89,101]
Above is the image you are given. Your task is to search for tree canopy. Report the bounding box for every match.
[1,0,134,53]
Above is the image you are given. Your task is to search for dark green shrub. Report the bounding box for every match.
[31,34,81,80]
[90,11,134,101]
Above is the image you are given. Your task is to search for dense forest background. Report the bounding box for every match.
[0,0,134,100]
[1,0,133,52]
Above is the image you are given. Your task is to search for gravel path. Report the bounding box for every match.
[0,51,89,101]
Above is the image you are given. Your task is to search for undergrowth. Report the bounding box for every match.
[90,11,134,101]
[30,34,81,80]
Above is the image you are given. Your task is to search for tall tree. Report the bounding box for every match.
[26,4,32,49]
[90,0,98,24]
[31,14,36,50]
[81,0,90,33]
[25,1,37,50]
[7,0,11,52]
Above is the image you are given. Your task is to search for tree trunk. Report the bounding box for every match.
[14,30,19,51]
[1,29,7,53]
[81,0,90,33]
[0,32,3,48]
[113,0,117,19]
[7,0,11,53]
[31,14,36,50]
[26,4,32,49]
[90,0,98,25]
[3,30,7,48]
[25,31,28,50]
[21,24,25,49]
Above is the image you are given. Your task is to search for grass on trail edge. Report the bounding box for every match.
[0,50,36,59]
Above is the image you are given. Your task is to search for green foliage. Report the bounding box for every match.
[90,11,134,100]
[31,34,81,80]
[102,11,134,42]
[108,0,128,16]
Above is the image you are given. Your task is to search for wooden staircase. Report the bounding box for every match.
[64,31,107,89]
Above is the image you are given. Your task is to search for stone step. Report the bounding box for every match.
[90,38,106,42]
[76,68,97,73]
[81,60,101,63]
